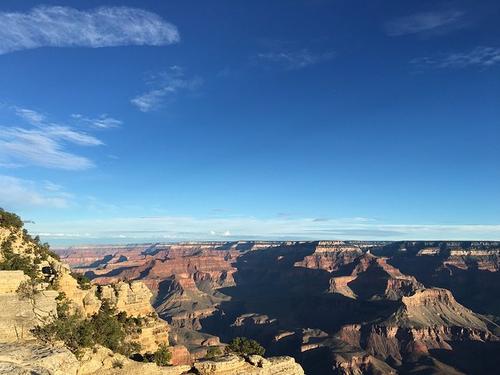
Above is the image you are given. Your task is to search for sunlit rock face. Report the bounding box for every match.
[193,354,305,375]
[0,271,58,343]
[0,342,80,375]
[294,241,364,272]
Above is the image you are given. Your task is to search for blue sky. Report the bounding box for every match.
[0,0,499,244]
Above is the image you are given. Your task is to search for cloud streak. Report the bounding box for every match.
[72,114,122,129]
[131,66,202,112]
[257,49,334,70]
[0,107,106,170]
[386,10,464,36]
[0,175,72,209]
[0,6,180,55]
[412,46,500,69]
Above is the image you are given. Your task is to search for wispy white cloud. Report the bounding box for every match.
[0,127,96,169]
[14,107,46,124]
[131,66,202,112]
[0,6,179,55]
[26,215,500,244]
[0,107,105,170]
[257,48,334,70]
[43,180,64,192]
[412,46,500,69]
[386,10,465,36]
[0,175,72,209]
[71,114,122,129]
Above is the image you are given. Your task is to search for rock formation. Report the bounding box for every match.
[294,241,364,272]
[0,210,306,375]
[53,237,500,374]
[0,271,58,342]
[337,287,498,365]
[0,342,80,375]
[328,253,424,300]
[193,354,304,375]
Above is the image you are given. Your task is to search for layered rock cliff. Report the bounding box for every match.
[337,287,498,366]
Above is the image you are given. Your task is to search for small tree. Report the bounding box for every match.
[0,208,23,229]
[205,346,222,359]
[154,344,172,366]
[16,279,37,300]
[71,272,92,290]
[227,337,265,356]
[91,301,125,352]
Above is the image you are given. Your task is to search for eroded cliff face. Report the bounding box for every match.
[337,288,498,364]
[0,221,171,358]
[294,241,364,272]
[444,249,500,272]
[74,243,241,332]
[0,271,58,342]
[327,253,424,300]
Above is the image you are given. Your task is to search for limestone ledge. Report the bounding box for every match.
[193,354,304,375]
[0,271,58,343]
[0,343,305,375]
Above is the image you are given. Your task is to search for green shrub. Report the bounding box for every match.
[153,344,172,366]
[0,244,39,280]
[205,346,222,359]
[0,208,23,229]
[227,337,265,356]
[32,298,142,356]
[71,272,92,290]
[16,280,38,300]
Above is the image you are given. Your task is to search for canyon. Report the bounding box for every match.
[56,239,500,374]
[0,211,304,375]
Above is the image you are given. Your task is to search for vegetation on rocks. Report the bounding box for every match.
[0,208,60,282]
[70,271,92,290]
[137,344,172,366]
[32,297,143,357]
[205,346,223,359]
[0,208,23,229]
[0,241,39,279]
[152,344,172,366]
[227,337,265,356]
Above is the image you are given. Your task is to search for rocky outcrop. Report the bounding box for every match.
[328,253,423,300]
[54,264,101,316]
[0,342,192,375]
[100,281,155,316]
[330,344,397,375]
[294,241,363,272]
[77,345,191,375]
[0,271,58,343]
[395,288,489,329]
[168,345,192,366]
[0,342,304,375]
[193,354,304,375]
[337,288,498,362]
[0,217,172,360]
[0,342,80,375]
[444,249,500,272]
